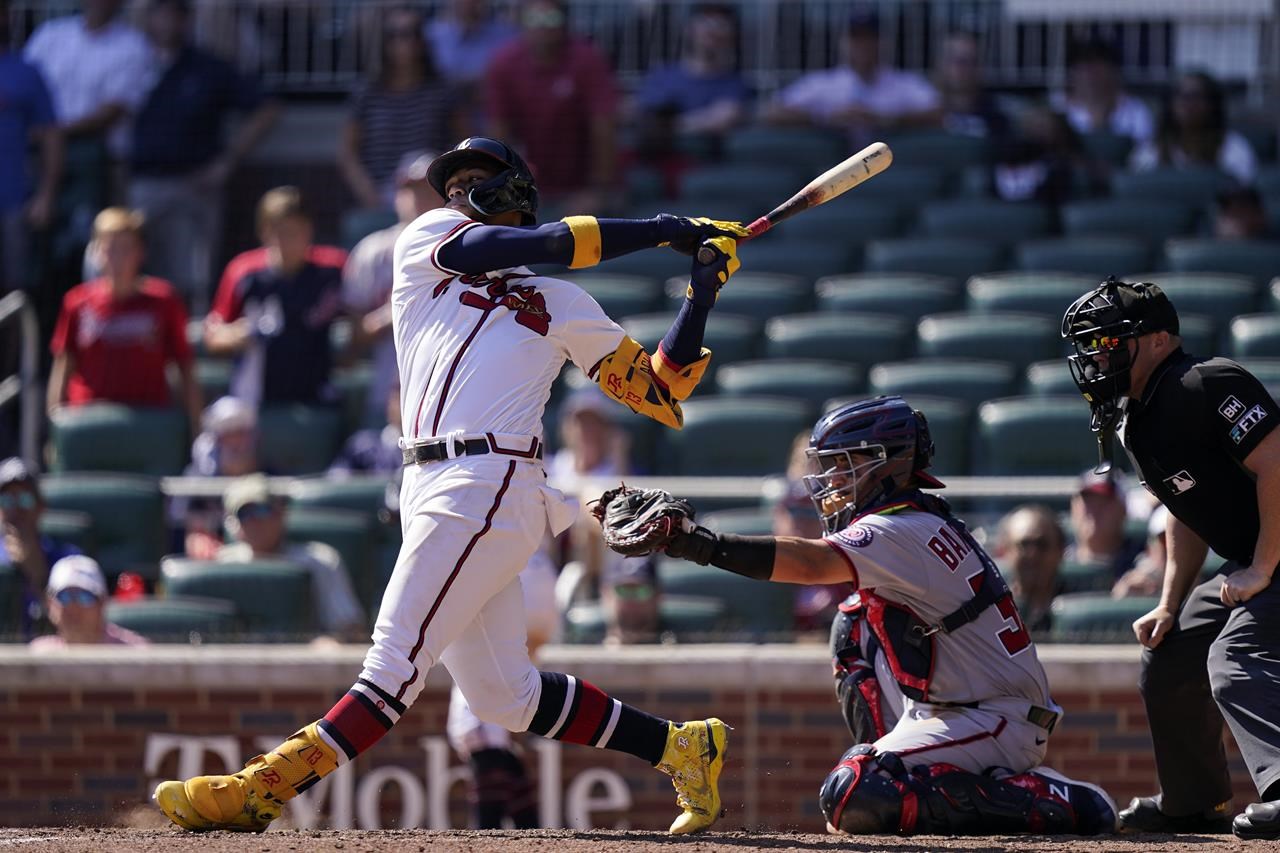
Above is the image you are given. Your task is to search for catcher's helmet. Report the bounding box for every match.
[426,137,538,225]
[804,395,942,534]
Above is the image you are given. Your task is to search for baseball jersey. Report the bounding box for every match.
[392,207,626,441]
[825,506,1053,708]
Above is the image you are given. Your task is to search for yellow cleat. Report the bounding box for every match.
[657,718,729,835]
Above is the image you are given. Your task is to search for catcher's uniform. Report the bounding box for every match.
[825,499,1060,775]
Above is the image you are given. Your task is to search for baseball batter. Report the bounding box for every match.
[155,137,748,834]
[597,396,1119,835]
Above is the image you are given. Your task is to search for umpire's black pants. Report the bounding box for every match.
[1140,562,1280,814]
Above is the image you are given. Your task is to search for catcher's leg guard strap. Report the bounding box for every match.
[830,596,887,743]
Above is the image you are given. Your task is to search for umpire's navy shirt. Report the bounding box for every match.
[130,45,264,176]
[1120,348,1280,566]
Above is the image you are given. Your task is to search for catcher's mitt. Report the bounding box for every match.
[591,485,697,557]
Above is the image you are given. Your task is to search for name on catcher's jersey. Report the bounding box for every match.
[392,208,626,440]
[825,509,1054,708]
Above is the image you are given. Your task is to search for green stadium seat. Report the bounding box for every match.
[966,272,1097,317]
[1080,131,1134,167]
[679,165,805,211]
[723,126,848,173]
[289,476,392,513]
[974,396,1098,475]
[715,359,863,408]
[850,166,951,206]
[565,273,663,318]
[285,506,377,611]
[700,508,775,535]
[195,358,232,402]
[657,559,795,638]
[49,405,187,476]
[865,238,1006,280]
[665,272,812,318]
[333,362,374,433]
[257,406,344,475]
[916,313,1060,370]
[1049,593,1159,643]
[731,240,856,286]
[1163,239,1280,286]
[1060,199,1197,244]
[816,275,962,319]
[596,248,688,283]
[622,312,760,364]
[1110,167,1231,207]
[339,208,397,250]
[1024,360,1078,396]
[1172,314,1215,356]
[37,509,96,556]
[868,359,1018,408]
[40,474,166,579]
[918,200,1053,245]
[1257,165,1280,198]
[658,396,811,476]
[900,395,972,476]
[563,595,728,645]
[1057,562,1115,595]
[105,596,237,643]
[1015,238,1150,277]
[765,312,912,365]
[885,131,988,174]
[0,564,21,640]
[1125,273,1260,329]
[160,557,314,641]
[769,199,908,245]
[1230,314,1280,358]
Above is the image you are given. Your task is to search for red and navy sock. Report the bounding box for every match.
[526,672,669,765]
[315,678,406,764]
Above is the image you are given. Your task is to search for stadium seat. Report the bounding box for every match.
[731,240,857,285]
[622,312,760,364]
[679,165,805,211]
[966,272,1097,317]
[160,557,314,641]
[105,595,237,643]
[1015,237,1150,277]
[1126,273,1260,329]
[565,273,664,318]
[595,247,688,283]
[901,394,972,477]
[715,359,863,409]
[49,405,187,476]
[1110,167,1231,207]
[339,208,397,250]
[916,313,1061,370]
[1049,593,1159,643]
[700,508,775,535]
[816,275,962,319]
[723,126,848,173]
[1024,360,1078,396]
[865,238,1006,280]
[289,476,392,514]
[849,166,951,206]
[918,200,1053,245]
[196,358,232,401]
[1163,239,1280,286]
[332,362,373,433]
[1060,199,1198,244]
[285,506,377,611]
[769,198,908,245]
[665,272,812,318]
[868,359,1017,408]
[40,474,166,579]
[659,396,811,476]
[563,595,728,645]
[1172,314,1215,356]
[765,312,912,365]
[1057,562,1115,595]
[1230,314,1280,358]
[1080,131,1134,168]
[973,396,1098,475]
[0,564,20,640]
[37,509,96,556]
[885,131,988,175]
[257,406,345,475]
[657,559,794,638]
[1257,165,1280,198]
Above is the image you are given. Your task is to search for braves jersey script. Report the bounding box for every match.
[825,508,1053,708]
[392,208,626,441]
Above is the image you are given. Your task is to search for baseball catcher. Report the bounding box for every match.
[594,395,1119,836]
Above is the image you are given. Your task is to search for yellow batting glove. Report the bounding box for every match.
[686,236,741,306]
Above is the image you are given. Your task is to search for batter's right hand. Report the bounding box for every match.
[686,236,741,307]
[1134,604,1176,649]
[654,214,749,256]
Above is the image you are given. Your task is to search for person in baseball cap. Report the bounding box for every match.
[1067,468,1142,577]
[1,457,83,641]
[29,555,148,648]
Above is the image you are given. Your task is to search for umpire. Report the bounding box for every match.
[1062,278,1280,839]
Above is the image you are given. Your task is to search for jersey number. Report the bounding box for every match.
[963,569,1032,657]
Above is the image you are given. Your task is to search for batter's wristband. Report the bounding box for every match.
[562,215,602,269]
[710,533,776,580]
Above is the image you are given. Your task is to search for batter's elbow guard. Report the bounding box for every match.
[593,335,687,429]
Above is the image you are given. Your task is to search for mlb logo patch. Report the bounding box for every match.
[1219,395,1246,421]
[1163,470,1196,494]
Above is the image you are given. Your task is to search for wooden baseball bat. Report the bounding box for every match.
[696,141,894,264]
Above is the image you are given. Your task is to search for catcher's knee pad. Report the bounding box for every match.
[829,594,886,743]
[819,745,911,834]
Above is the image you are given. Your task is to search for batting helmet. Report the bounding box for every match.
[804,395,943,534]
[426,137,539,225]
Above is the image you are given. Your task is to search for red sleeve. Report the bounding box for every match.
[49,288,79,357]
[210,249,262,322]
[161,284,193,365]
[308,244,349,269]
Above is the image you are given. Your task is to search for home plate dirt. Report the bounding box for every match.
[0,828,1255,852]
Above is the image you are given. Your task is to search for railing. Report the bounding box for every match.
[0,292,41,468]
[7,1,1277,98]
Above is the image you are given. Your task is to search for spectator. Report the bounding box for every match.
[338,5,458,210]
[129,0,280,314]
[328,382,403,476]
[935,30,1008,140]
[1214,186,1270,240]
[602,554,663,646]
[994,504,1066,633]
[47,207,201,429]
[0,0,63,294]
[1130,70,1257,186]
[993,106,1095,206]
[1065,469,1142,578]
[548,387,631,484]
[427,0,517,86]
[217,474,366,641]
[761,10,940,146]
[171,396,264,559]
[204,187,347,408]
[486,0,620,213]
[1053,39,1154,144]
[1113,505,1169,599]
[344,150,442,422]
[23,0,150,163]
[773,478,846,633]
[0,458,81,641]
[29,555,147,647]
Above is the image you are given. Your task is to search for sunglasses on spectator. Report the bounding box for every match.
[236,501,278,522]
[55,588,100,607]
[0,492,37,511]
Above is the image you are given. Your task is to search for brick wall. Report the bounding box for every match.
[0,645,1255,830]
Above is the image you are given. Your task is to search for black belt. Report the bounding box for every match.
[926,700,1059,734]
[401,436,543,466]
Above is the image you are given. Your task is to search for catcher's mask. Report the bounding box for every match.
[426,137,539,225]
[804,395,943,534]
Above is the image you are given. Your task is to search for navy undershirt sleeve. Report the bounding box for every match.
[659,298,710,366]
[436,218,671,275]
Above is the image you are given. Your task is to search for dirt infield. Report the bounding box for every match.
[0,828,1257,853]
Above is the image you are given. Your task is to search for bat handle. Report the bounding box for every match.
[695,217,771,264]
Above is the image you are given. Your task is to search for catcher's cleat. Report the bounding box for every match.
[154,722,338,832]
[656,718,729,835]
